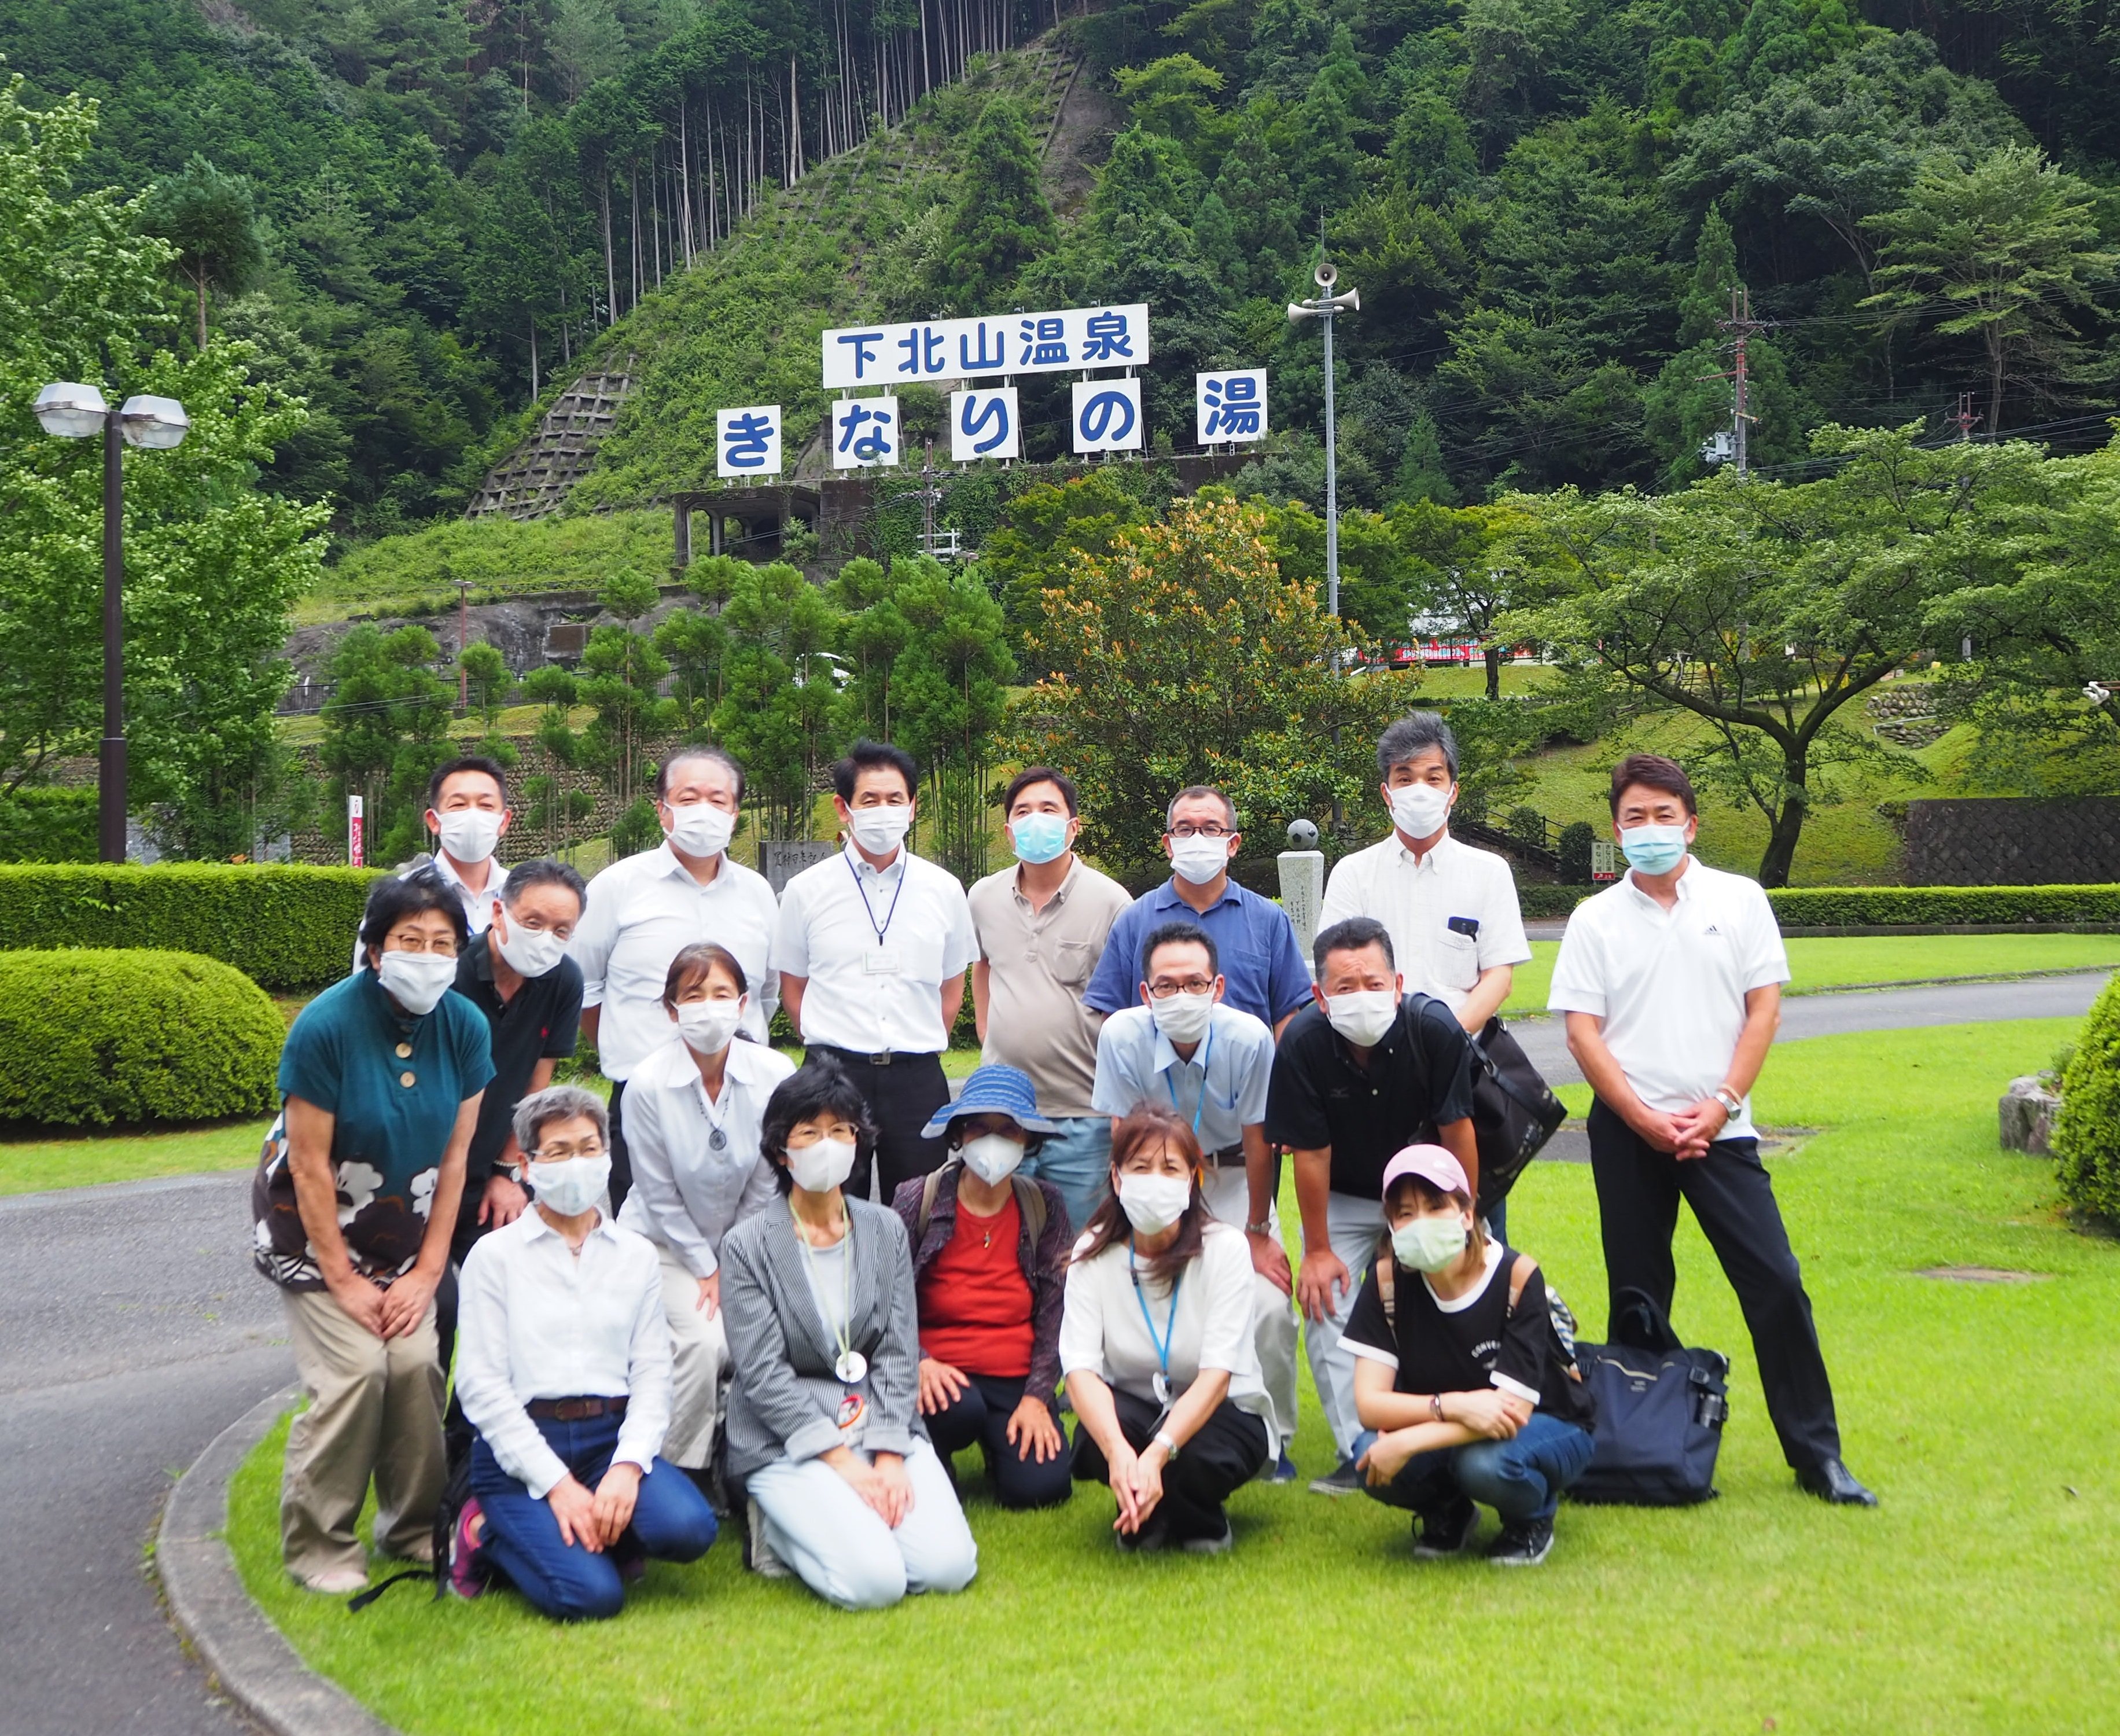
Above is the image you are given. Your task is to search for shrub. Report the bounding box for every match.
[1519,884,1591,918]
[2052,973,2120,1223]
[1766,885,2120,926]
[0,789,98,863]
[0,949,284,1126]
[0,864,381,989]
[1558,820,1596,884]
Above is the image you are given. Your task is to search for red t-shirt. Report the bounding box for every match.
[917,1193,1034,1378]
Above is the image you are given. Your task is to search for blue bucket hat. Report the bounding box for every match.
[920,1062,1058,1139]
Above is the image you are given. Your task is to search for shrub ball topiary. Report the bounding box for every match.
[1558,820,1596,884]
[0,949,285,1127]
[2052,972,2120,1224]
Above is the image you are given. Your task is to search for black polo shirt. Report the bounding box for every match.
[1263,994,1476,1200]
[451,935,584,1219]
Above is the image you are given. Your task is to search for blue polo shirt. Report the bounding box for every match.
[252,968,495,1290]
[1083,877,1313,1029]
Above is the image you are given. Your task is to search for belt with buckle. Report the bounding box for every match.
[525,1395,629,1422]
[818,1045,911,1068]
[1205,1144,1245,1167]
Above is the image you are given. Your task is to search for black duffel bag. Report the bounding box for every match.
[1394,996,1566,1216]
[1570,1288,1730,1506]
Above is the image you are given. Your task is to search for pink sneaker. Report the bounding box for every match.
[447,1498,488,1599]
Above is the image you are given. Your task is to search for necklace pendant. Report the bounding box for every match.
[708,1126,727,1150]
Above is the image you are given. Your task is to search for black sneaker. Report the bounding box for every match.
[1179,1517,1234,1555]
[1412,1498,1478,1558]
[1116,1516,1171,1554]
[1486,1517,1554,1567]
[1308,1457,1364,1496]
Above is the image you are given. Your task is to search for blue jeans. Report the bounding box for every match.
[469,1411,718,1621]
[1023,1115,1111,1242]
[1353,1411,1595,1525]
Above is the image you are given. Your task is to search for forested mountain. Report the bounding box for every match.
[7,0,2119,535]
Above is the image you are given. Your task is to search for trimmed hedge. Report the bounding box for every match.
[0,863,382,990]
[0,949,285,1126]
[1766,885,2120,926]
[2053,973,2120,1223]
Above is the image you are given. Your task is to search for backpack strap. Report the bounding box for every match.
[1375,1232,1397,1328]
[915,1165,949,1245]
[1009,1173,1047,1249]
[1505,1250,1536,1314]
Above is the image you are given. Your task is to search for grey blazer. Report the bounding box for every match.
[719,1194,926,1480]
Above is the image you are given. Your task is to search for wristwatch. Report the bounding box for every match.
[1153,1429,1179,1459]
[1245,1220,1274,1237]
[1713,1086,1744,1119]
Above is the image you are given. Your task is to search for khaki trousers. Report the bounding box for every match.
[279,1286,446,1582]
[653,1240,731,1471]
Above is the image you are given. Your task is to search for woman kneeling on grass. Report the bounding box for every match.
[1062,1105,1277,1554]
[892,1064,1074,1511]
[720,1060,978,1610]
[450,1086,719,1619]
[1347,1145,1596,1568]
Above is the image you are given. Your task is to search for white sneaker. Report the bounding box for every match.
[297,1564,370,1595]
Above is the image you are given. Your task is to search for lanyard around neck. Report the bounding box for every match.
[845,849,907,945]
[1128,1243,1181,1380]
[1162,1023,1215,1138]
[795,1203,855,1367]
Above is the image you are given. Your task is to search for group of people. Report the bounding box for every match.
[252,715,1874,1619]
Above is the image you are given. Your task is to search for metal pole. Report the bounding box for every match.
[98,409,126,863]
[1322,306,1339,620]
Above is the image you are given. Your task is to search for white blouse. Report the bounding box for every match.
[1058,1219,1276,1438]
[455,1209,673,1499]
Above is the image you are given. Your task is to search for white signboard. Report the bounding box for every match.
[830,395,900,469]
[1197,370,1268,443]
[821,304,1149,388]
[1072,377,1144,454]
[950,387,1019,461]
[716,404,782,477]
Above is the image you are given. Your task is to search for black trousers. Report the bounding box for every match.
[927,1373,1074,1510]
[1072,1388,1270,1542]
[1587,1098,1842,1472]
[607,1079,635,1215]
[811,1048,951,1202]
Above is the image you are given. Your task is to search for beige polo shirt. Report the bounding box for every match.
[967,855,1133,1119]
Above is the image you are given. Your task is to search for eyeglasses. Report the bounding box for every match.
[1168,823,1232,840]
[531,1142,606,1161]
[1146,978,1216,998]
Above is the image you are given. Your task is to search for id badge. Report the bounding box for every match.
[1152,1373,1172,1408]
[863,947,902,974]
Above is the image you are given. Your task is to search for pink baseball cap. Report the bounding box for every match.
[1379,1143,1469,1201]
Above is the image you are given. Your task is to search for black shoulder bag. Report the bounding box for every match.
[1399,994,1566,1217]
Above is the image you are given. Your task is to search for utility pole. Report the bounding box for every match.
[921,439,936,557]
[1713,286,1770,480]
[456,574,473,712]
[1945,392,1979,442]
[1287,245,1361,617]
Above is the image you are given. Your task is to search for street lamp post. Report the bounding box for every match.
[32,382,190,862]
[1287,260,1360,619]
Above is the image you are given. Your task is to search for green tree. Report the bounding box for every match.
[981,471,1157,664]
[1009,496,1418,872]
[891,558,1015,882]
[708,562,845,841]
[139,155,266,351]
[1503,424,2070,885]
[520,663,595,858]
[318,624,458,861]
[1863,145,2119,434]
[829,557,914,740]
[932,98,1057,315]
[577,568,678,839]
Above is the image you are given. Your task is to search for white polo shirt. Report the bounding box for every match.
[772,843,977,1055]
[569,843,780,1079]
[1319,830,1530,1013]
[1545,858,1790,1140]
[349,852,510,974]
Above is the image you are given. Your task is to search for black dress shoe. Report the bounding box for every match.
[1797,1459,1878,1506]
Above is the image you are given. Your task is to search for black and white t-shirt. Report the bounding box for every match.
[1341,1240,1593,1426]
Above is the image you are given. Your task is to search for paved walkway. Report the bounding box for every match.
[1,968,2107,1731]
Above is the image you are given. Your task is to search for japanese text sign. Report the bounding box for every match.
[830,395,900,468]
[950,388,1019,461]
[1072,377,1143,454]
[821,304,1149,389]
[1197,371,1268,443]
[716,404,783,477]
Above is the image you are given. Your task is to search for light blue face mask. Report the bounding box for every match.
[1010,811,1070,865]
[1619,823,1690,876]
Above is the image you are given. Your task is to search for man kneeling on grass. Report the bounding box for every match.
[1346,1146,1596,1568]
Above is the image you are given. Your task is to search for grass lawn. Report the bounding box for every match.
[1500,932,2120,1017]
[0,1117,274,1197]
[221,1016,2120,1734]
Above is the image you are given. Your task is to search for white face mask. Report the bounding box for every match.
[675,998,744,1056]
[528,1154,610,1218]
[1392,1213,1469,1274]
[1326,988,1400,1047]
[376,948,457,1015]
[1387,783,1451,840]
[1150,990,1214,1046]
[434,808,502,865]
[1168,834,1230,885]
[665,800,735,858]
[787,1135,857,1194]
[959,1132,1025,1187]
[1118,1172,1192,1235]
[493,917,566,979]
[848,804,911,856]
